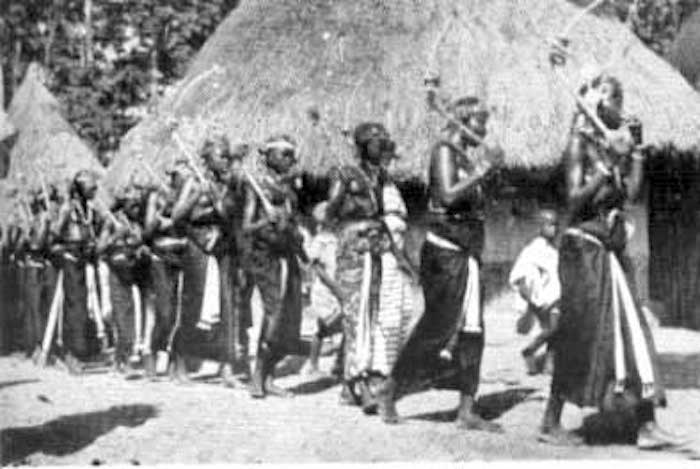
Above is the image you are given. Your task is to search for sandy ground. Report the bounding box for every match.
[2,291,700,465]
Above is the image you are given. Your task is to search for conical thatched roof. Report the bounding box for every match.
[668,8,700,89]
[7,63,104,186]
[107,0,700,190]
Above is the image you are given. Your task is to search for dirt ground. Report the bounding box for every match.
[2,291,700,465]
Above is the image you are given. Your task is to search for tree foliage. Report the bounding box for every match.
[1,0,239,164]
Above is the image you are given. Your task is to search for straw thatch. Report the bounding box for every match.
[0,63,104,222]
[668,8,700,89]
[6,63,104,186]
[107,0,700,190]
[0,106,17,179]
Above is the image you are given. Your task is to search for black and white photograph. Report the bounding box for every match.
[2,0,700,465]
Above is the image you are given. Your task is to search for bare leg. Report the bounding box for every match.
[537,392,582,445]
[456,393,503,433]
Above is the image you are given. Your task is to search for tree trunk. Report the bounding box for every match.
[84,0,94,66]
[0,62,5,109]
[148,49,159,112]
[12,40,22,94]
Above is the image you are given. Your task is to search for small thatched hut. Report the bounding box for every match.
[0,63,105,225]
[109,0,700,324]
[5,63,104,186]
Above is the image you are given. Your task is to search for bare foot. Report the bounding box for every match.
[265,379,293,398]
[537,427,583,446]
[457,415,504,433]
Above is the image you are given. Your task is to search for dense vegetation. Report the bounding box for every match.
[1,0,239,163]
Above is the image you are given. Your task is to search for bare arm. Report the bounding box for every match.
[313,263,346,303]
[96,218,116,255]
[565,134,609,213]
[143,191,161,238]
[35,211,52,247]
[432,144,488,209]
[325,175,346,223]
[625,150,645,202]
[50,202,71,239]
[241,184,271,234]
[170,177,200,225]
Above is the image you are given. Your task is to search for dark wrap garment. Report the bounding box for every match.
[244,171,303,355]
[173,181,238,364]
[146,207,188,355]
[552,169,665,409]
[391,141,487,399]
[56,200,101,359]
[21,237,54,356]
[104,218,149,366]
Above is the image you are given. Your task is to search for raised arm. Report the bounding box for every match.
[170,177,200,226]
[96,217,117,256]
[143,190,174,239]
[50,201,72,239]
[431,143,488,210]
[241,184,271,234]
[325,173,346,222]
[565,134,609,213]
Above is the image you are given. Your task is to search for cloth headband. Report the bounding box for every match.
[263,140,296,153]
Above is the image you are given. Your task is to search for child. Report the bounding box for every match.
[303,202,345,376]
[508,209,561,375]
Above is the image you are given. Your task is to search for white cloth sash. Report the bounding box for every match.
[426,231,482,334]
[354,251,374,374]
[197,255,221,330]
[85,263,106,339]
[565,228,655,398]
[98,260,113,322]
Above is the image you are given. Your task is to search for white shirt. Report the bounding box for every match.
[508,236,560,311]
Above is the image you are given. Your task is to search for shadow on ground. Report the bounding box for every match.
[1,404,158,465]
[287,376,339,395]
[0,379,39,391]
[407,387,537,422]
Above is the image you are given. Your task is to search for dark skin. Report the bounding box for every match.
[170,151,238,229]
[430,115,500,210]
[96,196,145,257]
[52,178,98,243]
[242,148,296,236]
[325,143,384,233]
[565,129,645,214]
[143,190,174,240]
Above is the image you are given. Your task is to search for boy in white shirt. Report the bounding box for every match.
[509,209,561,375]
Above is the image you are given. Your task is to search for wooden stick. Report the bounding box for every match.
[172,132,207,184]
[242,169,276,218]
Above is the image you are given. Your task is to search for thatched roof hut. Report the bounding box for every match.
[6,63,104,186]
[668,8,700,89]
[107,0,700,191]
[0,63,104,224]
